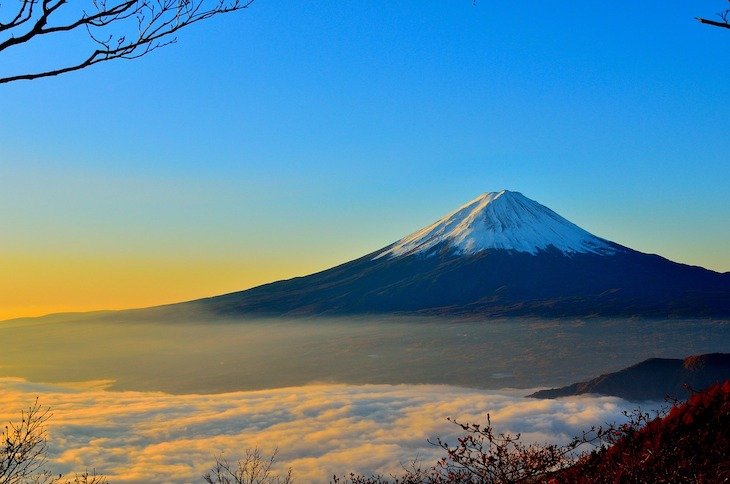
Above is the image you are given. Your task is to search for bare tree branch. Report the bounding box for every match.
[0,0,253,84]
[203,447,293,484]
[0,398,54,484]
[1,399,109,484]
[696,16,730,29]
[696,0,730,29]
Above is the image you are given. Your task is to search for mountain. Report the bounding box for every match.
[190,190,729,318]
[375,191,617,258]
[528,353,730,401]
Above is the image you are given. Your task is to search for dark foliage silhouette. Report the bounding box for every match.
[334,413,607,484]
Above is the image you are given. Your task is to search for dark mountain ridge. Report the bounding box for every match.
[529,353,730,401]
[193,243,730,319]
[184,190,730,319]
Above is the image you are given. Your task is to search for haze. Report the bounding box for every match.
[3,315,729,393]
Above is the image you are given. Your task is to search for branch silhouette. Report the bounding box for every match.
[0,0,253,84]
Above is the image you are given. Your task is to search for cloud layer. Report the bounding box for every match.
[0,378,635,483]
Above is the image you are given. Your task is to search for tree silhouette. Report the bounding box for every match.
[0,398,53,483]
[0,0,253,84]
[696,1,730,29]
[0,399,108,484]
[203,448,293,484]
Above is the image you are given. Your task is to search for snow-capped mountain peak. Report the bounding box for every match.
[375,190,617,259]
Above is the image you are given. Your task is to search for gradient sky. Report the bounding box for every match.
[1,1,728,320]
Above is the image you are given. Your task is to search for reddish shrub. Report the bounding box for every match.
[557,381,730,483]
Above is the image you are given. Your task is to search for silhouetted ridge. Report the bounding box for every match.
[529,353,730,401]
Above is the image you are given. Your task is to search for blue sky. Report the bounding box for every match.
[1,0,728,317]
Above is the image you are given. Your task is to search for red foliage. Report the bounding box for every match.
[557,381,730,483]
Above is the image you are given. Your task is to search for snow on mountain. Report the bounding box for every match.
[376,190,617,259]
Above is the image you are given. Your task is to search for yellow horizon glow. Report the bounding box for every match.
[3,241,727,321]
[0,253,332,321]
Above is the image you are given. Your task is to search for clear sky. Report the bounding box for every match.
[1,1,728,320]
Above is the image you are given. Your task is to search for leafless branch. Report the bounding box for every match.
[0,0,253,84]
[59,469,109,484]
[696,0,730,29]
[0,398,54,484]
[203,447,293,484]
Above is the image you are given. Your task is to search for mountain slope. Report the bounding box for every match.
[528,353,730,401]
[190,191,730,318]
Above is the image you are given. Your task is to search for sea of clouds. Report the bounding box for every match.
[0,378,638,483]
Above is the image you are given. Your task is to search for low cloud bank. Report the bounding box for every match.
[0,378,635,483]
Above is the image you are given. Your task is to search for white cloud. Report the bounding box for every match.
[0,378,634,483]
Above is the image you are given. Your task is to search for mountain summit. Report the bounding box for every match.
[376,190,616,259]
[191,191,729,318]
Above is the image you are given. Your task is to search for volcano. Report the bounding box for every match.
[194,190,730,318]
